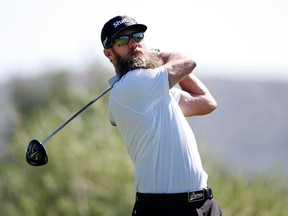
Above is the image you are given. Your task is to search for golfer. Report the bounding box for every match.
[101,15,222,216]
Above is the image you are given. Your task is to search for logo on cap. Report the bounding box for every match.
[113,17,136,28]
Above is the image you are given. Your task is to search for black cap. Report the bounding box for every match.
[101,15,147,48]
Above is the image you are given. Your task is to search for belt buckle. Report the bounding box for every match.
[188,189,205,202]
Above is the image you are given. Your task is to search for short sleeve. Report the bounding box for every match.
[169,87,182,103]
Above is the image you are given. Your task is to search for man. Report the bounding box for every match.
[101,15,222,216]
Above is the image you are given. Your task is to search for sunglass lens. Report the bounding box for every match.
[26,139,48,166]
[115,36,130,46]
[132,32,144,42]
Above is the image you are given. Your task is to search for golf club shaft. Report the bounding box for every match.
[41,86,112,145]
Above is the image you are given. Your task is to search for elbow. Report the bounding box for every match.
[191,59,197,69]
[188,60,197,73]
[185,97,217,117]
[183,59,197,76]
[198,96,217,115]
[206,98,218,114]
[210,96,218,110]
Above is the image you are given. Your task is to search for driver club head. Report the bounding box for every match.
[26,139,48,166]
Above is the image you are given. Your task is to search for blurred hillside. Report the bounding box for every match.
[0,68,287,215]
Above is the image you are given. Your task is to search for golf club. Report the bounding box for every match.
[25,85,112,166]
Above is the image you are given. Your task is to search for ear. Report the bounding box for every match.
[103,49,113,60]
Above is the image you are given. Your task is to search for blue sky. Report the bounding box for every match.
[0,0,287,82]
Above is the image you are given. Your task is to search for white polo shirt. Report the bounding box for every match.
[108,66,208,193]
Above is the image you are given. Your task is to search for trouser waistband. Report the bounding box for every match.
[136,187,213,203]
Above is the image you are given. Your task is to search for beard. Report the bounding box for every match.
[112,49,163,77]
[116,55,145,77]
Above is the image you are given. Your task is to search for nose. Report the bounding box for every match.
[129,37,139,49]
[128,37,139,49]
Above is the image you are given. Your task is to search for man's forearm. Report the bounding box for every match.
[179,74,209,96]
[178,74,218,116]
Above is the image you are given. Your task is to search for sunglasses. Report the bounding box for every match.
[112,32,144,47]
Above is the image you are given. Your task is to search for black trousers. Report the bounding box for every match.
[131,193,222,216]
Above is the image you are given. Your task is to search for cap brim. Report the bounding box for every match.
[112,24,147,39]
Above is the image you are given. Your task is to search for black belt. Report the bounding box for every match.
[136,187,213,203]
